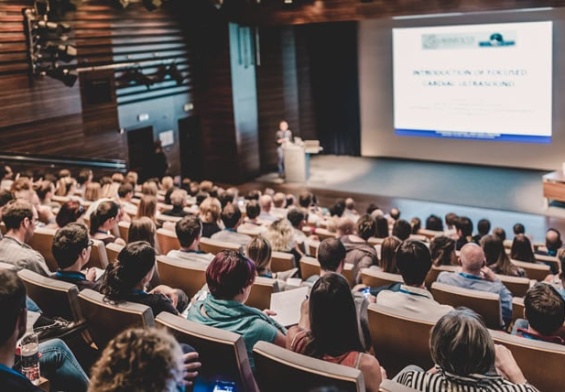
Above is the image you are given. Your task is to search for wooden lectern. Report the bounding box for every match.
[283,140,322,182]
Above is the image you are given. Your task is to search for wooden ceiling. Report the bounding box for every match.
[219,0,565,26]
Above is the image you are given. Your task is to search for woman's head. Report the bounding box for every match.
[430,308,495,376]
[88,327,183,392]
[90,200,120,235]
[380,236,401,273]
[430,236,456,266]
[307,273,364,358]
[247,236,272,275]
[511,234,535,262]
[206,250,256,301]
[136,195,157,221]
[199,197,222,224]
[481,235,505,267]
[374,216,389,238]
[129,217,157,248]
[142,181,158,196]
[56,200,85,228]
[264,218,294,252]
[84,182,101,202]
[100,241,156,299]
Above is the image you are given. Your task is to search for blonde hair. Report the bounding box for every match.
[199,180,214,193]
[142,181,158,196]
[199,197,221,223]
[161,176,174,191]
[88,327,183,392]
[247,236,272,275]
[136,195,157,221]
[264,218,294,252]
[84,182,101,202]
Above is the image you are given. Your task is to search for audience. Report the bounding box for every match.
[258,195,278,222]
[425,214,443,231]
[395,308,538,391]
[455,216,473,250]
[437,243,512,327]
[263,218,300,263]
[186,250,287,369]
[473,218,491,243]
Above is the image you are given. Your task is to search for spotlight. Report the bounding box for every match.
[34,0,50,16]
[46,66,77,87]
[44,43,77,62]
[167,63,185,85]
[113,0,130,9]
[35,20,72,34]
[142,0,162,11]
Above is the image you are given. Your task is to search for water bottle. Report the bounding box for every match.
[20,333,40,385]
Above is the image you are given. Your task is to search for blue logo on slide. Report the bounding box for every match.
[479,33,515,47]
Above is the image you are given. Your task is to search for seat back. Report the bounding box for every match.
[156,256,207,299]
[117,221,130,243]
[253,341,365,392]
[496,274,530,298]
[156,228,181,255]
[431,282,502,329]
[534,253,560,274]
[368,304,436,377]
[300,257,321,280]
[307,241,319,258]
[313,228,336,241]
[198,237,241,255]
[270,251,295,273]
[247,276,275,311]
[416,229,444,240]
[511,260,550,281]
[367,237,385,246]
[361,269,403,288]
[28,227,58,272]
[18,269,82,322]
[105,242,124,264]
[155,312,258,392]
[512,297,525,326]
[86,239,109,269]
[425,265,458,289]
[490,329,565,392]
[77,289,154,350]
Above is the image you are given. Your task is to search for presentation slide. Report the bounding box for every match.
[393,21,553,143]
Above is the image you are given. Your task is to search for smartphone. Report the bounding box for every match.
[362,287,371,298]
[212,381,236,392]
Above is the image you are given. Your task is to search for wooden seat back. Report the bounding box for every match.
[156,256,207,299]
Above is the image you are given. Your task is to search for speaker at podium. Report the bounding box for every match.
[283,139,322,182]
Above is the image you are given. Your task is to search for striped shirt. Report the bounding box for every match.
[396,368,539,392]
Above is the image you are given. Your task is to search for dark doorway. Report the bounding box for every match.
[127,126,154,182]
[178,116,203,180]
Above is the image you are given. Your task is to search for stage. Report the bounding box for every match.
[250,155,565,242]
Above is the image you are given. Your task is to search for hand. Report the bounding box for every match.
[182,351,201,386]
[85,268,97,282]
[263,309,277,316]
[298,298,310,330]
[352,284,368,292]
[494,344,527,384]
[150,285,178,308]
[480,266,498,282]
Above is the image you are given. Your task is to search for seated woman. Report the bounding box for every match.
[198,197,222,238]
[286,273,384,392]
[395,308,539,391]
[136,194,159,227]
[89,200,126,245]
[129,216,161,254]
[511,234,536,263]
[482,235,525,277]
[100,241,188,316]
[186,250,287,369]
[430,236,457,267]
[264,218,301,265]
[246,236,296,288]
[379,236,401,274]
[51,200,86,229]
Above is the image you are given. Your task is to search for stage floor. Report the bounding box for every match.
[251,155,565,242]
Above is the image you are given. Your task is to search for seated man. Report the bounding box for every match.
[162,189,190,218]
[167,215,214,265]
[0,200,50,276]
[437,243,513,327]
[51,223,100,291]
[0,269,89,391]
[377,240,452,320]
[341,215,379,284]
[512,283,565,344]
[258,195,278,222]
[271,192,288,219]
[238,201,267,234]
[211,204,252,248]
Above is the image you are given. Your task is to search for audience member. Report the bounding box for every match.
[341,215,379,284]
[511,234,536,263]
[342,198,360,222]
[379,236,401,274]
[163,189,189,218]
[167,215,213,265]
[410,217,421,234]
[287,273,384,392]
[377,240,453,319]
[135,195,158,225]
[128,217,160,253]
[83,182,101,203]
[271,192,287,219]
[512,283,565,344]
[540,228,563,257]
[492,226,507,241]
[211,204,251,248]
[0,200,50,275]
[455,216,473,250]
[100,241,188,316]
[258,195,278,222]
[52,223,100,291]
[473,218,491,243]
[443,212,458,238]
[436,243,512,326]
[425,214,443,232]
[374,215,389,238]
[481,235,525,277]
[513,223,526,236]
[395,308,538,391]
[186,250,286,369]
[429,236,457,267]
[392,219,411,241]
[54,200,86,229]
[286,208,308,256]
[264,218,301,263]
[88,327,199,392]
[198,197,222,238]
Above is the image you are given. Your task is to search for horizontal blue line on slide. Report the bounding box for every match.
[395,129,551,144]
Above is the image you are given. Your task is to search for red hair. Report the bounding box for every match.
[206,250,256,300]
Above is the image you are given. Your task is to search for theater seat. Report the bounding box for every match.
[117,221,130,243]
[247,276,275,311]
[155,312,259,392]
[495,274,530,298]
[431,282,502,329]
[156,228,181,255]
[299,257,321,280]
[85,239,109,270]
[424,265,458,290]
[105,242,123,264]
[270,251,295,273]
[253,341,365,392]
[511,260,550,281]
[78,289,154,350]
[361,269,403,288]
[155,255,207,299]
[29,227,58,272]
[198,237,241,255]
[367,303,436,377]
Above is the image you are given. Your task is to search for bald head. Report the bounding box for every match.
[259,195,272,212]
[459,243,486,273]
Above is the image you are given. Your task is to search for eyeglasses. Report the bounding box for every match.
[87,240,94,248]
